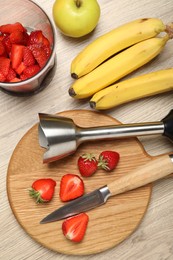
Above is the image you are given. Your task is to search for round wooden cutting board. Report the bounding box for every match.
[7,110,153,255]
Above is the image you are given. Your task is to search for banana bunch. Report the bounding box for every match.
[71,18,166,79]
[69,18,173,108]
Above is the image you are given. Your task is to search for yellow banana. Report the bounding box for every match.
[89,68,173,110]
[69,35,169,99]
[71,18,166,79]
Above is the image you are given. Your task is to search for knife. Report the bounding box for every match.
[40,153,173,224]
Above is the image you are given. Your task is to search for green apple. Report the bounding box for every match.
[52,0,100,38]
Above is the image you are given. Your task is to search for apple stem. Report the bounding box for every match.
[75,0,81,8]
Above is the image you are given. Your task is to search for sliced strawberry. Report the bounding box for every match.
[11,44,24,69]
[27,30,50,46]
[62,213,89,243]
[0,70,6,82]
[22,64,40,79]
[20,74,28,81]
[10,30,25,45]
[59,174,84,202]
[22,31,30,45]
[0,35,5,41]
[6,67,16,81]
[27,30,43,45]
[15,62,26,75]
[23,47,36,66]
[0,41,6,56]
[43,44,51,58]
[0,57,10,77]
[42,35,50,46]
[2,35,12,54]
[29,44,48,68]
[0,22,26,34]
[10,77,21,82]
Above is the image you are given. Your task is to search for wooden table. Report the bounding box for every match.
[1,0,173,259]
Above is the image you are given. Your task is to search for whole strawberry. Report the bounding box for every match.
[29,178,56,204]
[98,151,120,171]
[78,153,98,177]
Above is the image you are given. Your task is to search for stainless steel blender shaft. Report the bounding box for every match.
[77,122,164,143]
[38,110,173,163]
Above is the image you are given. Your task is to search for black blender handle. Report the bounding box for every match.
[162,109,173,142]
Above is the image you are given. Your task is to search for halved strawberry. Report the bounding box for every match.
[29,44,48,68]
[62,213,89,243]
[23,47,36,66]
[0,57,10,77]
[59,174,84,202]
[11,44,24,69]
[22,64,40,79]
[0,22,26,34]
[29,178,56,204]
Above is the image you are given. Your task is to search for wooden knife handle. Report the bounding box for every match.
[107,154,173,197]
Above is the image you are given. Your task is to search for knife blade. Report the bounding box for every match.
[40,153,173,224]
[40,186,111,223]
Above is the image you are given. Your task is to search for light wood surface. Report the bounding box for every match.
[1,0,173,259]
[7,110,153,255]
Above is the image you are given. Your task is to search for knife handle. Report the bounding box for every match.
[107,154,173,197]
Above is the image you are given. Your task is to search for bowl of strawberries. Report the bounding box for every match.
[0,0,56,94]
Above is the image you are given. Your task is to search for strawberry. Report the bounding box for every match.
[27,30,50,46]
[6,67,16,81]
[23,47,36,66]
[15,62,26,75]
[0,41,6,56]
[29,178,56,204]
[10,77,21,82]
[0,35,5,41]
[9,30,26,45]
[0,57,10,77]
[78,153,98,177]
[0,70,6,82]
[98,151,120,171]
[43,44,51,58]
[62,213,89,243]
[29,44,48,68]
[11,44,24,70]
[22,64,40,79]
[59,174,84,202]
[0,22,51,82]
[2,35,12,54]
[0,22,26,34]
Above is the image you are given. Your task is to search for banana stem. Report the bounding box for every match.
[165,23,173,39]
[75,0,82,7]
